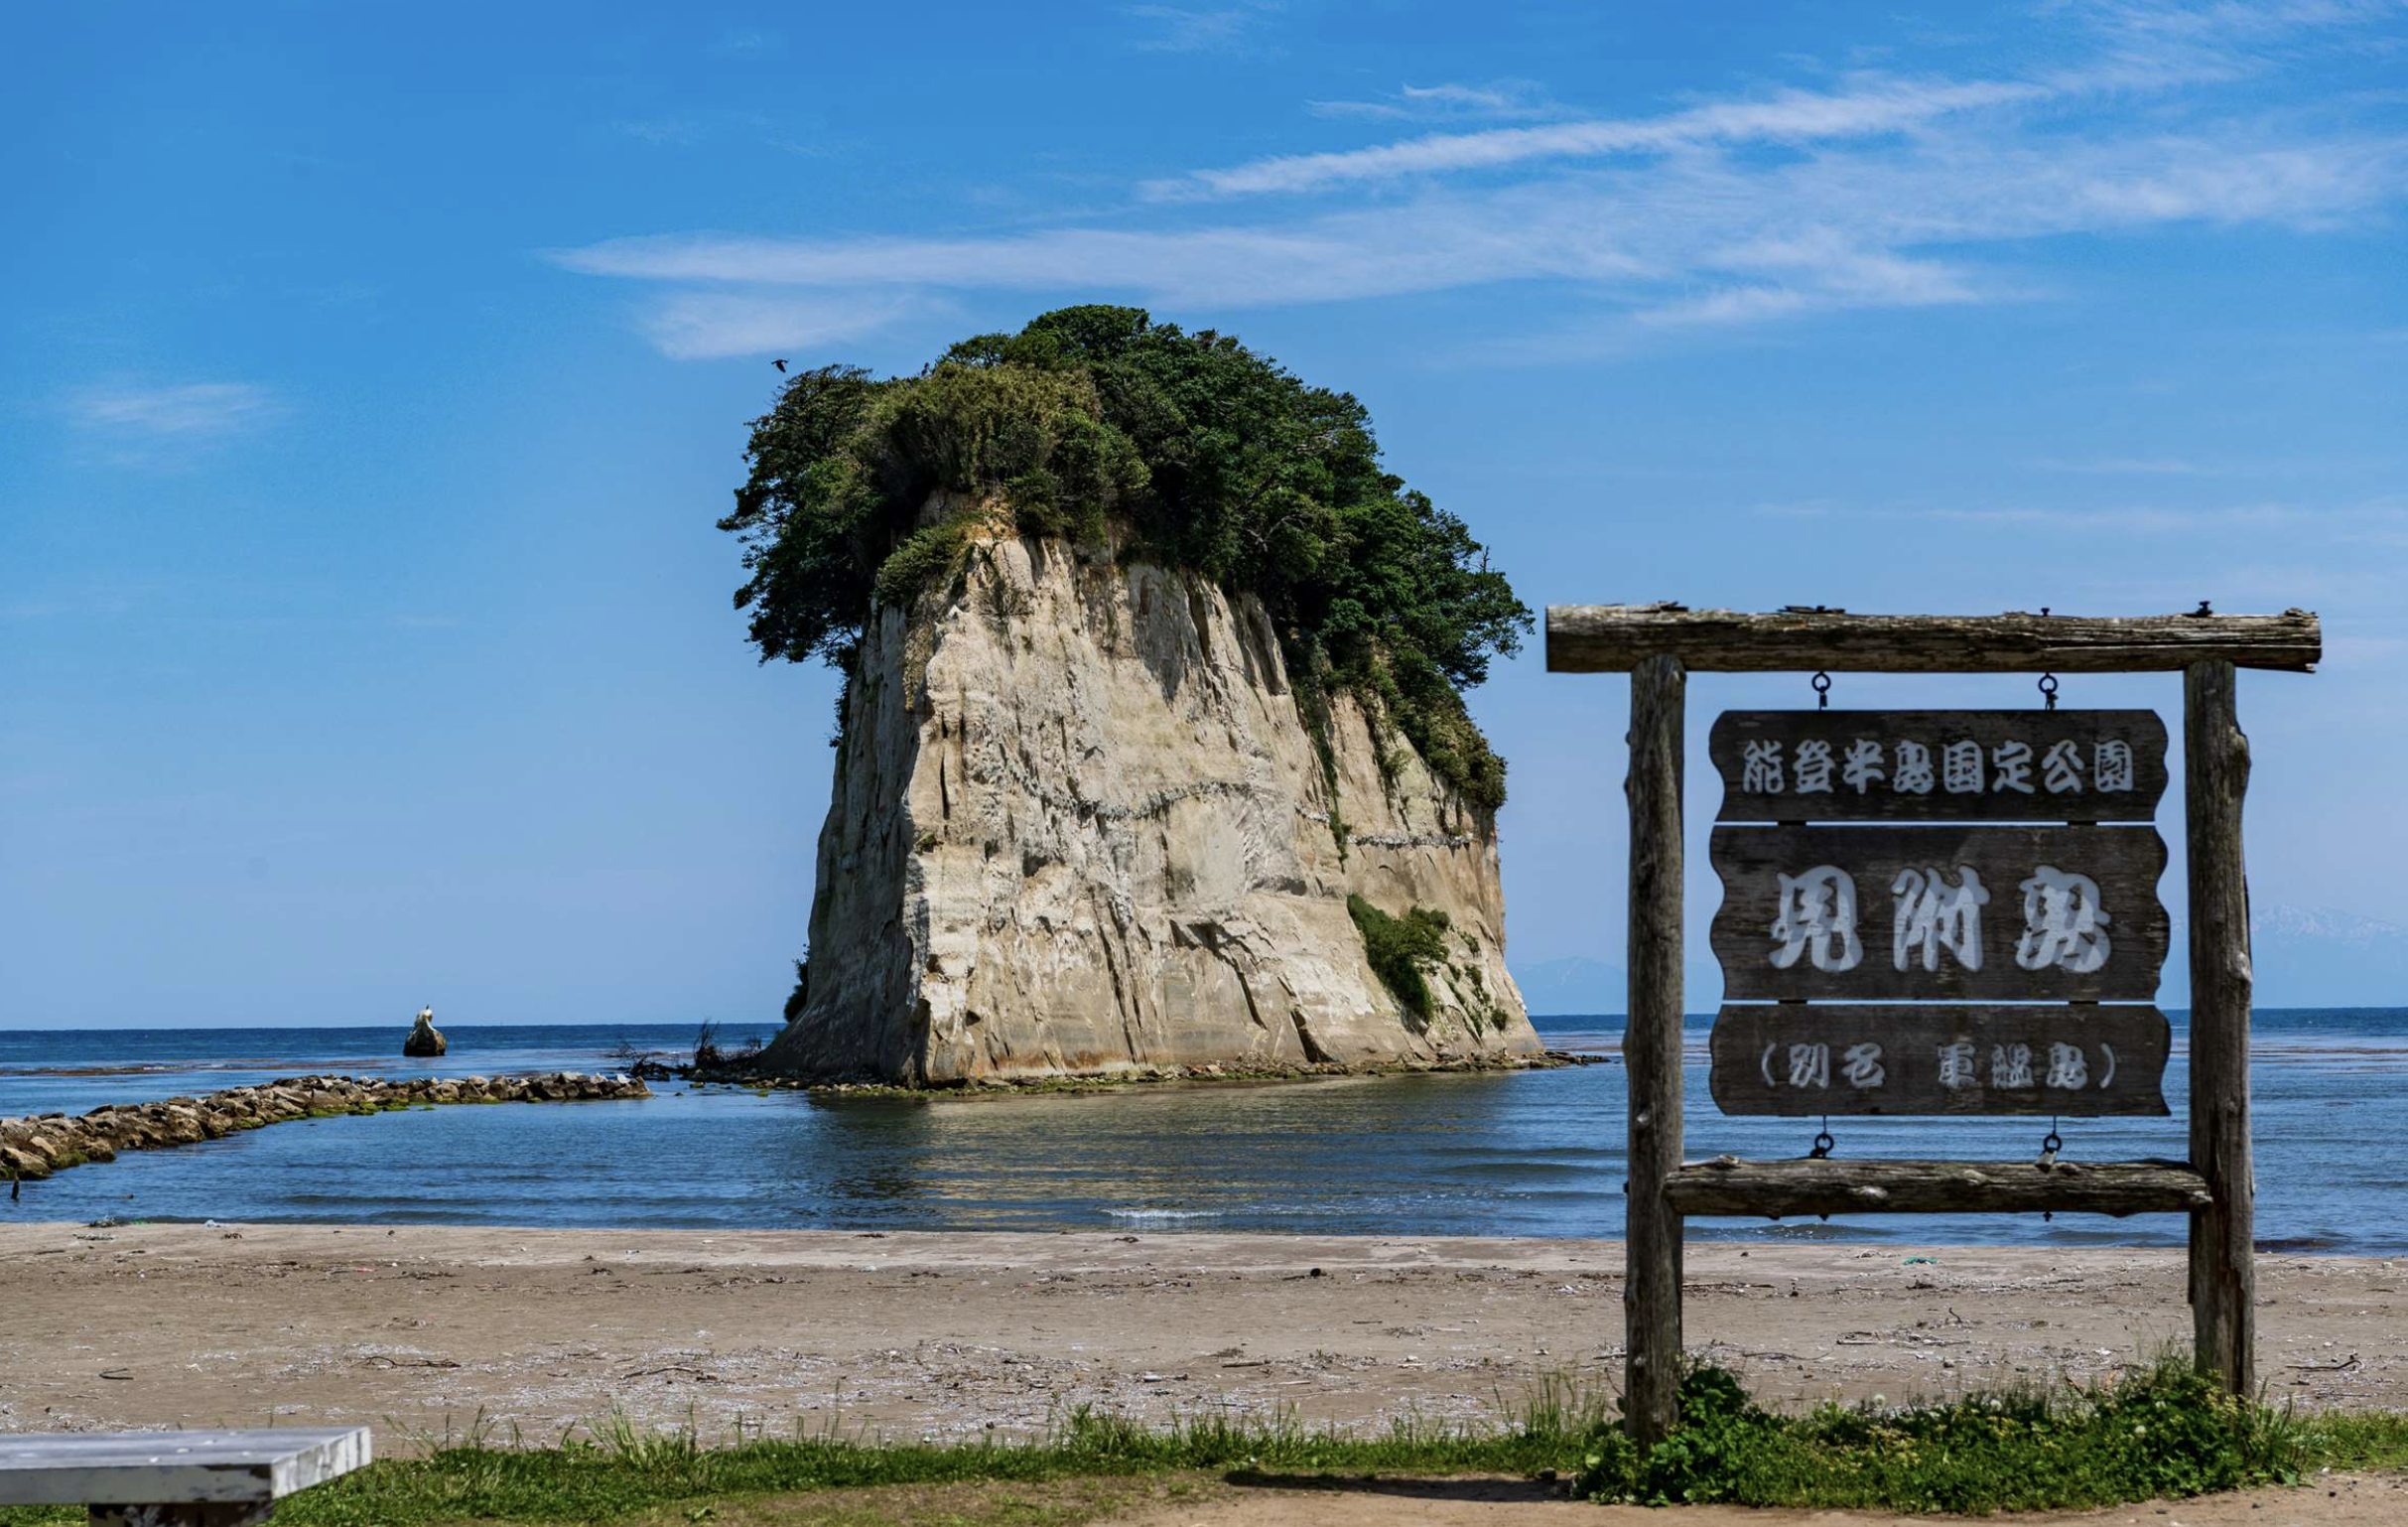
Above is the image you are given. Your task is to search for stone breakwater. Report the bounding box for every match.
[0,1071,650,1180]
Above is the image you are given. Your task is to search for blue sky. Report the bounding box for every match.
[5,1,2405,1027]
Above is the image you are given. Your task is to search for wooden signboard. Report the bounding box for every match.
[1709,710,2169,822]
[1709,824,2170,1001]
[1547,605,2317,1438]
[1706,1005,2172,1116]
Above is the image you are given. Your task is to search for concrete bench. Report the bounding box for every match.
[0,1428,369,1527]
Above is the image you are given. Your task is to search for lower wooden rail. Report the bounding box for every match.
[1667,1157,2209,1217]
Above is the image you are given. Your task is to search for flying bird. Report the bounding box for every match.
[773,358,788,372]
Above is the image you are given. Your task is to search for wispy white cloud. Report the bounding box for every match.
[1135,2,2406,203]
[2066,0,2408,52]
[2034,0,2408,94]
[554,122,2396,321]
[63,381,285,442]
[1148,75,2049,200]
[553,201,1654,311]
[1634,233,1997,327]
[1306,79,1566,123]
[550,1,2408,359]
[1125,4,1263,54]
[636,291,934,360]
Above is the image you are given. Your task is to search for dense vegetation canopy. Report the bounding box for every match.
[721,306,1532,808]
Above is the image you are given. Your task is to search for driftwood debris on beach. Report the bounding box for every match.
[0,1071,649,1182]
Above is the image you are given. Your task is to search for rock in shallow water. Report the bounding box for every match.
[403,1007,447,1057]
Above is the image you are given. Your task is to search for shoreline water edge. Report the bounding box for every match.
[2,1013,2403,1252]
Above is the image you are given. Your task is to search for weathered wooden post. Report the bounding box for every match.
[2186,659,2255,1392]
[1624,654,1685,1445]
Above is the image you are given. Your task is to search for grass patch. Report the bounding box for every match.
[0,1406,1587,1527]
[0,1363,2396,1527]
[2295,1409,2408,1471]
[1575,1357,2311,1511]
[0,1475,1198,1527]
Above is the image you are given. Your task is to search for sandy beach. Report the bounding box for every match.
[5,1223,2400,1445]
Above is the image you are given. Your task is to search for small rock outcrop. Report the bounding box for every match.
[403,1007,446,1057]
[0,1072,649,1182]
[763,533,1540,1084]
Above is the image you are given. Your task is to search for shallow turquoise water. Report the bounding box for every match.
[1,1014,2401,1252]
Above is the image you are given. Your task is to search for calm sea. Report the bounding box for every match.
[2,1013,2402,1254]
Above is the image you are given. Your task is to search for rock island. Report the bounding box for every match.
[721,308,1543,1083]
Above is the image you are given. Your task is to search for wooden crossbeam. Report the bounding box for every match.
[1546,604,2321,674]
[1666,1156,2209,1217]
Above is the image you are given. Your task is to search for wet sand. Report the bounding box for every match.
[4,1224,2402,1446]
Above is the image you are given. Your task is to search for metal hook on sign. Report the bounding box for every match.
[2039,1117,2064,1219]
[1811,671,1832,711]
[1807,1115,1834,1160]
[2038,609,2058,715]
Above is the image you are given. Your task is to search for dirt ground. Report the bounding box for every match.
[4,1223,2400,1445]
[565,1470,2408,1527]
[1101,1468,2408,1525]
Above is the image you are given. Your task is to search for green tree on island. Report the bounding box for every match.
[718,306,1533,810]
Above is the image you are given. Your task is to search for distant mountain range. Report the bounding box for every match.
[1510,902,2408,1015]
[1508,955,1722,1018]
[2167,902,2408,1010]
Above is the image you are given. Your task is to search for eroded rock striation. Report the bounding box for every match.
[0,1072,648,1180]
[764,532,1540,1083]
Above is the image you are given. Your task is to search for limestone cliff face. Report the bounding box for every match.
[761,530,1538,1083]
